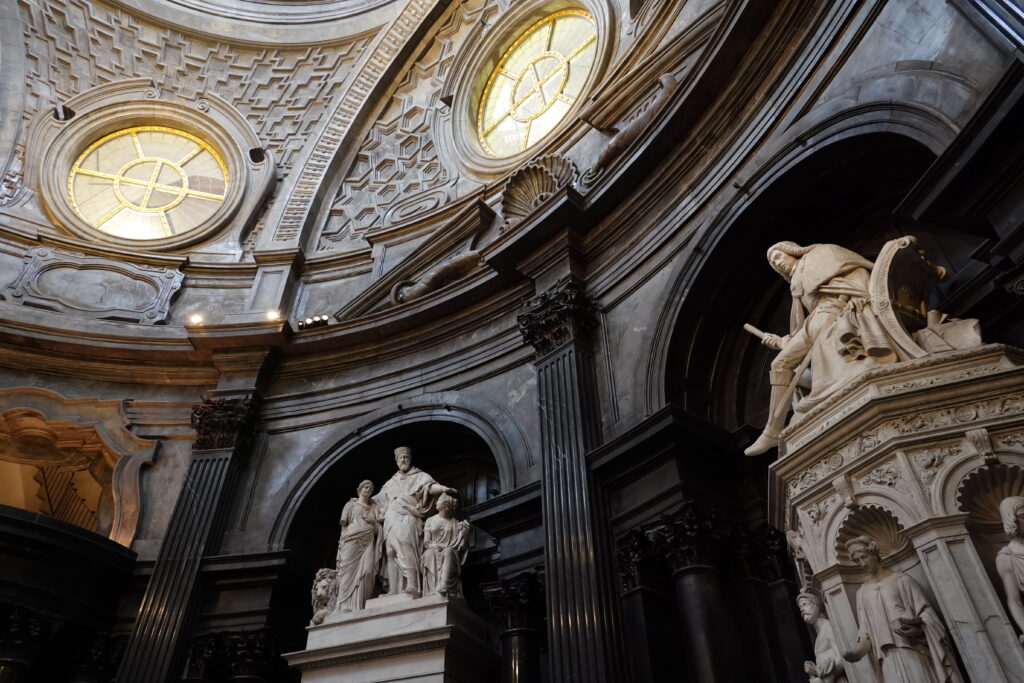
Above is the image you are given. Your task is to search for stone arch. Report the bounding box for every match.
[0,387,157,547]
[269,391,527,552]
[834,504,909,567]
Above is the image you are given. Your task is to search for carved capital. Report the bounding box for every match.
[616,526,666,591]
[735,523,793,583]
[482,570,545,631]
[0,605,63,666]
[649,501,725,572]
[190,396,259,451]
[517,279,597,357]
[72,631,127,683]
[183,627,286,683]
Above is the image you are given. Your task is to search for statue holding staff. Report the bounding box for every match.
[744,242,898,455]
[374,446,457,595]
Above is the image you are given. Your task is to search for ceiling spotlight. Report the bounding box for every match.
[266,310,281,321]
[188,313,203,325]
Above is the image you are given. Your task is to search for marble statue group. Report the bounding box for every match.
[310,446,470,625]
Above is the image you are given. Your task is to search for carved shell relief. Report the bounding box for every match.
[957,463,1024,529]
[835,505,909,565]
[500,155,578,230]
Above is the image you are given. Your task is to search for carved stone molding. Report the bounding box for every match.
[0,387,158,548]
[500,155,578,230]
[517,279,598,357]
[191,396,259,451]
[482,570,546,631]
[0,246,184,324]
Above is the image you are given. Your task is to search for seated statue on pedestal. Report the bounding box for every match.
[745,236,981,456]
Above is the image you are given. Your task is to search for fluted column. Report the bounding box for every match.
[518,278,625,683]
[483,570,545,683]
[116,395,259,683]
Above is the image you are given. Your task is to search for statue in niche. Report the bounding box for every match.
[744,237,981,456]
[842,535,963,682]
[310,568,338,625]
[797,590,847,683]
[374,446,458,596]
[333,480,383,614]
[996,496,1024,646]
[421,493,471,598]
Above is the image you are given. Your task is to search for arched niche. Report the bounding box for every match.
[957,462,1024,603]
[0,388,157,547]
[283,420,504,618]
[660,132,970,434]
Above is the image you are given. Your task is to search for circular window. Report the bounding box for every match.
[67,126,229,241]
[477,9,597,158]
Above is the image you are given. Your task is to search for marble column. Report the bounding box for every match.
[483,570,545,683]
[651,502,740,682]
[518,277,626,683]
[116,393,260,683]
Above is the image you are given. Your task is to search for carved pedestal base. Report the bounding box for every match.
[772,344,1024,682]
[284,594,496,683]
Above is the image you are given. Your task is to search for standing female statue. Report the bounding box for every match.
[997,496,1024,645]
[421,493,470,598]
[334,479,383,613]
[842,535,962,682]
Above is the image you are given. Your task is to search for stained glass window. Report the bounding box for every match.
[68,126,229,240]
[477,10,597,157]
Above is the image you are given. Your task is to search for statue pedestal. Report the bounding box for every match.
[771,344,1024,682]
[285,593,496,683]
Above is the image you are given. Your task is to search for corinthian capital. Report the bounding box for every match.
[517,278,597,357]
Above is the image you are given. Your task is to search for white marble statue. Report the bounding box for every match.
[842,535,963,682]
[745,242,898,455]
[421,493,471,598]
[996,496,1024,646]
[310,568,338,625]
[333,479,384,614]
[374,446,457,595]
[797,590,847,683]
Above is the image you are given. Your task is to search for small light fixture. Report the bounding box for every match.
[296,314,330,330]
[188,313,203,325]
[266,310,280,321]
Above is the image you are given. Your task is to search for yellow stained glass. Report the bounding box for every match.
[477,10,597,157]
[68,126,229,240]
